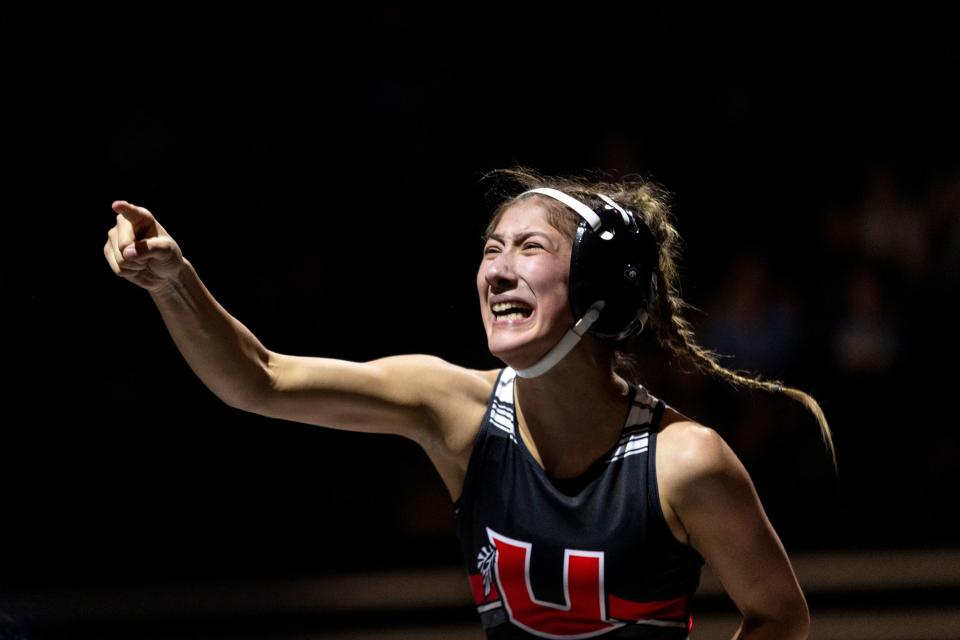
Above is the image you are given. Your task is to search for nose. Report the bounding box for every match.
[485,251,517,292]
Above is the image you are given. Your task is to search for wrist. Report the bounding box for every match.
[148,258,192,299]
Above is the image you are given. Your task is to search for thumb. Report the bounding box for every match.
[121,236,178,262]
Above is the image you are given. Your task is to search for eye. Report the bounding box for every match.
[523,242,543,251]
[483,245,501,256]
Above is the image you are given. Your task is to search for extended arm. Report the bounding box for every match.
[104,201,489,450]
[147,256,272,409]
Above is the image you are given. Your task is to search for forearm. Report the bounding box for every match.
[148,258,271,408]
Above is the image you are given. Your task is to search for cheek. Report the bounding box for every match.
[476,266,491,313]
[531,260,569,293]
[529,265,571,317]
[476,265,487,295]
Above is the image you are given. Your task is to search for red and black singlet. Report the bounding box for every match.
[454,367,704,639]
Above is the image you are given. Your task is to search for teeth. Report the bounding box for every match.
[492,301,532,312]
[498,312,527,321]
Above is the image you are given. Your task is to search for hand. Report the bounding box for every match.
[104,200,185,292]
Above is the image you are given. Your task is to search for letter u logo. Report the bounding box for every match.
[487,528,624,639]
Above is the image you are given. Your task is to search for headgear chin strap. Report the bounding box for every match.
[514,300,606,378]
[511,187,654,379]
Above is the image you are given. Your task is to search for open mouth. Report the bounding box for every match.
[491,301,534,322]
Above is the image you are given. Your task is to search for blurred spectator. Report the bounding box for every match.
[854,162,932,283]
[700,253,804,376]
[830,261,903,376]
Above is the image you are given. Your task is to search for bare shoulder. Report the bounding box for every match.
[400,355,498,451]
[657,406,734,481]
[655,405,746,545]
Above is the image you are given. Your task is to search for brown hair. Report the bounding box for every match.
[480,166,837,472]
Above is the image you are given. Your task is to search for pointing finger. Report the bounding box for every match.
[112,201,155,225]
[112,200,144,214]
[112,200,157,255]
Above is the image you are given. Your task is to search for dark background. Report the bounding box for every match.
[2,0,958,612]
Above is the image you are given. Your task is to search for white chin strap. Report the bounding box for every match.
[514,301,605,379]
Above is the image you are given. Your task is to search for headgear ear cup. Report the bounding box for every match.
[569,199,658,340]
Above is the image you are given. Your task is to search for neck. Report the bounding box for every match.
[512,338,632,478]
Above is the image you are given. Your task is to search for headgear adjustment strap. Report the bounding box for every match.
[523,188,603,232]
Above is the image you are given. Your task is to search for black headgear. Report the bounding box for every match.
[512,188,659,378]
[568,195,659,340]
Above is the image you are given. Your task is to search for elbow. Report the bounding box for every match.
[739,616,809,640]
[222,349,275,412]
[221,393,250,412]
[219,375,270,413]
[780,609,811,640]
[784,611,811,640]
[742,600,810,640]
[221,385,271,414]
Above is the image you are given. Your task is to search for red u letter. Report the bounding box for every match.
[487,528,623,639]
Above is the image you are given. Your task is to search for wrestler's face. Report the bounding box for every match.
[477,199,574,369]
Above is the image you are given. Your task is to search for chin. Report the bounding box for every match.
[488,335,552,370]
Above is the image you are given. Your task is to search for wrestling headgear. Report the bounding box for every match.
[513,188,659,378]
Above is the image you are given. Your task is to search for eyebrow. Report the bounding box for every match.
[484,230,554,245]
